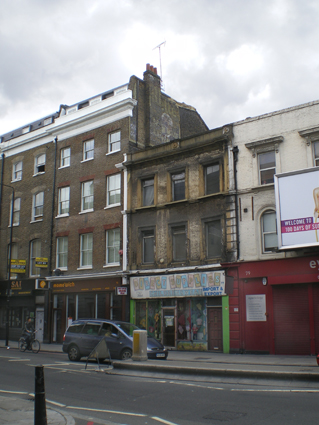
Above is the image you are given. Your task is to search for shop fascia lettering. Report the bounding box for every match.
[130,271,225,299]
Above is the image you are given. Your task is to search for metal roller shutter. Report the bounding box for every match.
[273,284,310,355]
[313,285,319,354]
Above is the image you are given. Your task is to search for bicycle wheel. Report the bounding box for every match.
[31,339,40,353]
[18,338,27,352]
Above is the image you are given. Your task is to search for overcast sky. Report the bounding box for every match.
[1,0,319,135]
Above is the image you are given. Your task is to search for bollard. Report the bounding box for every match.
[132,330,148,361]
[34,365,47,425]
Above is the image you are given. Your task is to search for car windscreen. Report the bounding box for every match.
[116,323,140,337]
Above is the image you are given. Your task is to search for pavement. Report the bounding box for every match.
[1,339,319,424]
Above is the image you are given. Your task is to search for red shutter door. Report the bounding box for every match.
[313,285,319,354]
[273,285,310,355]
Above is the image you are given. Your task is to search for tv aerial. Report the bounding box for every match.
[153,41,166,89]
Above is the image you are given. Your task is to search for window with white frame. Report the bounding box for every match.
[107,174,121,206]
[83,140,94,161]
[108,131,121,153]
[81,181,94,212]
[171,171,185,201]
[313,141,319,166]
[205,219,222,258]
[258,151,276,185]
[32,192,44,221]
[172,225,187,262]
[34,154,46,174]
[205,163,220,195]
[261,210,278,253]
[30,239,41,276]
[106,228,120,264]
[58,187,70,216]
[10,197,21,226]
[60,147,71,167]
[142,178,154,206]
[142,229,155,263]
[80,233,93,268]
[12,161,22,181]
[56,236,68,269]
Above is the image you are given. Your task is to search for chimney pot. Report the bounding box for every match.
[154,67,157,75]
[146,63,150,71]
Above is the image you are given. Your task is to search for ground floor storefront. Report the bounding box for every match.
[226,255,319,355]
[129,269,230,352]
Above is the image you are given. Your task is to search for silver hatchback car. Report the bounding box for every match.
[62,319,168,361]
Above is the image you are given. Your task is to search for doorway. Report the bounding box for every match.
[207,307,223,351]
[162,308,176,347]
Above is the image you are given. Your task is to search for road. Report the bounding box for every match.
[0,349,319,425]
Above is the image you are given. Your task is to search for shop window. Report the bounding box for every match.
[171,171,185,201]
[142,229,155,264]
[108,131,121,153]
[32,192,44,221]
[78,294,95,318]
[30,239,41,277]
[12,161,22,181]
[177,298,206,342]
[258,151,276,185]
[205,219,222,258]
[80,233,93,268]
[107,174,121,206]
[60,147,71,167]
[205,163,220,194]
[136,300,161,339]
[81,181,94,212]
[83,139,94,161]
[106,228,120,265]
[58,186,70,216]
[142,178,154,206]
[261,210,278,253]
[110,294,122,321]
[56,236,68,269]
[34,154,46,174]
[172,225,187,262]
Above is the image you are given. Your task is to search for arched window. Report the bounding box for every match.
[261,210,278,253]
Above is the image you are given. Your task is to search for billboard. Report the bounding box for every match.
[275,167,319,249]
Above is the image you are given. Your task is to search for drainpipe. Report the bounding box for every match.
[0,153,5,225]
[232,146,240,260]
[49,137,57,276]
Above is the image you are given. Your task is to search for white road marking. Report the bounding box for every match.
[0,389,28,395]
[67,405,147,417]
[152,417,180,425]
[9,358,30,362]
[46,399,66,407]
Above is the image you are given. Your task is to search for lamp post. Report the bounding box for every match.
[2,184,14,347]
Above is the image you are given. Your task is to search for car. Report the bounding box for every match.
[62,319,168,361]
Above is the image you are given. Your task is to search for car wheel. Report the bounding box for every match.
[120,348,132,360]
[68,344,81,361]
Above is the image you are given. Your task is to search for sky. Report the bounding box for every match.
[1,0,319,135]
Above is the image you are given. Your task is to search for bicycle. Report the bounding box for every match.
[18,331,40,354]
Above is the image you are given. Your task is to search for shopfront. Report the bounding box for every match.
[230,255,319,355]
[130,270,229,352]
[49,277,127,343]
[0,279,37,341]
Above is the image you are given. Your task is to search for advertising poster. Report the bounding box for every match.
[275,168,319,249]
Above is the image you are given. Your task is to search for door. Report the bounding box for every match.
[35,308,44,343]
[207,308,223,351]
[162,308,176,347]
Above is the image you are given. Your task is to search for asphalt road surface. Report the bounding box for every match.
[1,349,319,425]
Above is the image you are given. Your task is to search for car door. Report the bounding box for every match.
[100,323,126,359]
[80,322,102,355]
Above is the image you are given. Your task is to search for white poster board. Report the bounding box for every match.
[246,294,266,322]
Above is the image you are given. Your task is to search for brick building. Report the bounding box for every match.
[125,125,237,352]
[0,65,208,343]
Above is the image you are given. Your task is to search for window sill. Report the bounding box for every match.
[33,172,45,177]
[106,149,121,156]
[81,158,94,163]
[8,223,19,227]
[104,203,121,210]
[103,263,120,268]
[79,209,94,214]
[11,179,22,183]
[77,266,93,270]
[56,213,69,219]
[30,219,43,223]
[58,165,70,170]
